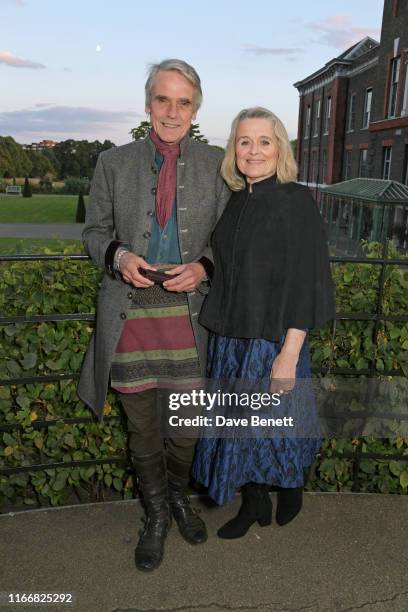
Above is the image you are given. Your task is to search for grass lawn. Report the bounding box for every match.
[0,195,82,223]
[0,237,83,254]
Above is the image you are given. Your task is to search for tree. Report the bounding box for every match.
[130,121,152,141]
[290,139,298,158]
[52,139,115,179]
[130,121,209,143]
[0,136,32,178]
[76,190,86,223]
[26,149,57,179]
[189,123,208,143]
[23,177,32,198]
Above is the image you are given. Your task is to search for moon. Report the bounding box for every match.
[96,44,101,52]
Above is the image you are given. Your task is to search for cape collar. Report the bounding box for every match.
[246,174,277,194]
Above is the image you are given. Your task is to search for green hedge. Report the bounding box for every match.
[1,242,407,510]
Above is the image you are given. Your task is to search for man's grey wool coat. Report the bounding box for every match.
[77,135,230,420]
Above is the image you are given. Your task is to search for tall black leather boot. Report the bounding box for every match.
[276,487,303,526]
[217,483,272,539]
[166,454,207,545]
[131,451,171,571]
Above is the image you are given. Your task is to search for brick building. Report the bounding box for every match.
[294,0,408,194]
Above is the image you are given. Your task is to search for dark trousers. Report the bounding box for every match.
[120,389,197,464]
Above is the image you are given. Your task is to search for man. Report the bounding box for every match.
[77,59,229,571]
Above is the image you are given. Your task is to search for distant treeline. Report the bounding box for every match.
[0,136,115,180]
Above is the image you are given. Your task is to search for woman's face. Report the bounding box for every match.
[235,118,279,185]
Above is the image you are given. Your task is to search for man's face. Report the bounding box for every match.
[146,70,197,144]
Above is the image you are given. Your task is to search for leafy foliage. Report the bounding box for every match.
[0,241,407,509]
[0,136,33,178]
[76,191,86,223]
[0,136,115,181]
[130,121,209,143]
[23,177,32,198]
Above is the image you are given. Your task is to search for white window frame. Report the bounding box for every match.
[324,96,331,134]
[382,146,392,180]
[388,57,401,118]
[359,149,368,178]
[401,63,408,117]
[311,150,317,182]
[303,151,308,181]
[347,93,356,131]
[313,100,321,137]
[362,88,372,129]
[344,150,352,180]
[304,105,311,139]
[321,150,327,184]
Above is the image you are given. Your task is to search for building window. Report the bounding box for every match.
[303,151,308,181]
[304,105,311,139]
[388,57,401,118]
[321,150,327,184]
[313,100,320,137]
[402,63,408,117]
[404,146,408,185]
[362,88,372,128]
[324,96,331,134]
[311,151,318,182]
[344,150,352,180]
[382,146,392,179]
[347,93,356,131]
[359,149,368,178]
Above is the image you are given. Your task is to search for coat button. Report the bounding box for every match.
[151,165,157,174]
[127,292,133,299]
[151,187,157,195]
[147,210,155,217]
[120,312,127,320]
[143,231,151,239]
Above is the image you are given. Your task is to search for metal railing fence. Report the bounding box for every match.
[1,251,407,495]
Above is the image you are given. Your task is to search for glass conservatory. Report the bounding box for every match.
[319,179,408,256]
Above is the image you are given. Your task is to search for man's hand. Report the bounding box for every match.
[119,252,156,288]
[163,262,206,293]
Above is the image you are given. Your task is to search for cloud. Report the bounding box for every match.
[307,15,380,49]
[0,104,142,137]
[1,0,26,5]
[244,44,303,61]
[0,50,45,69]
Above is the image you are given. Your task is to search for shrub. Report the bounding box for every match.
[0,242,407,509]
[63,176,90,195]
[76,191,86,223]
[23,177,32,198]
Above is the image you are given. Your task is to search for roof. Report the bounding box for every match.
[338,37,379,61]
[320,178,408,204]
[294,36,379,89]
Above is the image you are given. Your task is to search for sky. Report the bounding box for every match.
[0,0,385,147]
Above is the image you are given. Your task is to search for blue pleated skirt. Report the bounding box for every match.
[192,333,321,505]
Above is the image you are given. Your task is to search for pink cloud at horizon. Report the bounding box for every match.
[0,50,45,69]
[308,15,381,50]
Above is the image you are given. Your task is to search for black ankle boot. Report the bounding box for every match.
[217,483,272,539]
[276,487,303,526]
[167,454,207,545]
[131,451,171,571]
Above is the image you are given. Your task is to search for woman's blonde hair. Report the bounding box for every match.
[221,107,298,191]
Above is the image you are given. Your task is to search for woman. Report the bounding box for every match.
[192,107,335,539]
